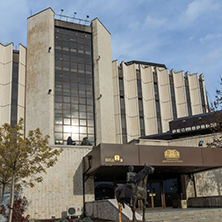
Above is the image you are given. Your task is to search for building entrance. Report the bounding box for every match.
[146,181,163,208]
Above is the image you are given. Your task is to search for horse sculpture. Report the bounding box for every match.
[115,164,155,222]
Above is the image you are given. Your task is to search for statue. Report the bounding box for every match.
[115,164,155,222]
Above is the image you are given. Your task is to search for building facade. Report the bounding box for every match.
[1,7,221,220]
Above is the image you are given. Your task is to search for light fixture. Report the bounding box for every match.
[48,47,51,52]
[183,120,186,123]
[96,55,100,61]
[198,141,204,146]
[48,89,52,94]
[97,94,102,100]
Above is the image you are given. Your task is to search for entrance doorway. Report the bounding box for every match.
[145,178,179,209]
[146,181,163,208]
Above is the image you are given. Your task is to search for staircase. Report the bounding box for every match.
[137,208,222,222]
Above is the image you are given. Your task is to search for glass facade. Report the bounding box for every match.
[54,26,94,145]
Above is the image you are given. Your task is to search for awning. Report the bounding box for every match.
[84,143,222,176]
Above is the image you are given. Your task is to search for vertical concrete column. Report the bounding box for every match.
[186,72,202,115]
[26,8,55,143]
[17,44,26,122]
[172,70,188,118]
[122,62,140,142]
[199,74,209,112]
[92,19,116,145]
[157,67,173,132]
[112,60,122,143]
[0,43,13,125]
[141,66,158,135]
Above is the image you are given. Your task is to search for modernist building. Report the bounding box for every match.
[1,7,222,220]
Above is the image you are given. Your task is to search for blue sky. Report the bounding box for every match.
[1,0,222,104]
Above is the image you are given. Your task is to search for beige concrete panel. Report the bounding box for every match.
[26,8,55,143]
[1,106,11,125]
[122,63,137,98]
[144,116,157,135]
[112,63,122,143]
[17,84,25,108]
[187,73,202,115]
[18,45,27,86]
[141,66,158,135]
[92,19,116,144]
[17,106,25,122]
[200,74,209,112]
[122,63,140,141]
[3,62,13,84]
[18,64,26,86]
[141,66,153,83]
[172,70,188,118]
[19,44,27,66]
[22,146,93,219]
[0,44,3,62]
[157,68,173,132]
[3,83,11,105]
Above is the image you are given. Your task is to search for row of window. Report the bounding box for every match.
[54,27,94,145]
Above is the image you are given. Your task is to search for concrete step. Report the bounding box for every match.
[137,208,222,222]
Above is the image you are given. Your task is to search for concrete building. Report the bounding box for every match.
[1,7,222,220]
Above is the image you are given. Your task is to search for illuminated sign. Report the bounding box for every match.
[172,123,217,134]
[105,155,123,163]
[162,149,183,163]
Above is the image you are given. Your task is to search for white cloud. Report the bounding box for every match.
[144,15,166,28]
[179,0,220,26]
[200,34,222,43]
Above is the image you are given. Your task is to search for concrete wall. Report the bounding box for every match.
[172,70,188,118]
[112,60,122,143]
[92,19,116,145]
[26,8,55,143]
[22,145,94,220]
[113,63,208,142]
[186,72,202,115]
[195,167,222,197]
[17,44,26,122]
[122,62,140,141]
[0,43,13,125]
[157,67,173,132]
[141,65,158,135]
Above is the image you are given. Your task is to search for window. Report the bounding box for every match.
[54,27,94,145]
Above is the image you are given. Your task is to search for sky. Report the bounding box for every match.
[1,0,222,104]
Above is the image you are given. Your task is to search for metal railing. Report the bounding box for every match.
[55,13,91,26]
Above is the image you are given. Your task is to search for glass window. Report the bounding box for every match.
[54,27,94,145]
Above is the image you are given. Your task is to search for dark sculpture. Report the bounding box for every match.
[115,164,155,222]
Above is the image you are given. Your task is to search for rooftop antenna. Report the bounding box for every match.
[85,15,89,25]
[30,9,32,16]
[60,9,64,19]
[73,12,77,21]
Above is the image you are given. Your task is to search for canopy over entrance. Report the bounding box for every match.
[84,143,222,177]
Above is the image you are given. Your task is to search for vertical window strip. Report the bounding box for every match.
[185,78,192,116]
[119,78,127,144]
[154,72,162,133]
[170,76,177,119]
[11,62,19,128]
[137,79,145,137]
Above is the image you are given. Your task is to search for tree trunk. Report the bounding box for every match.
[0,183,6,205]
[8,175,15,222]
